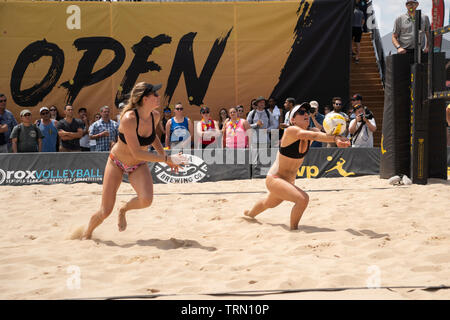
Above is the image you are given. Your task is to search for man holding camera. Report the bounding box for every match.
[348,104,377,147]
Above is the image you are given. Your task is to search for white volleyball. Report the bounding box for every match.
[323,113,347,135]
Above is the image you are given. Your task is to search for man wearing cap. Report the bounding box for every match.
[247,96,277,147]
[36,107,58,152]
[10,110,43,153]
[349,104,377,147]
[0,93,18,153]
[392,0,430,56]
[56,105,85,152]
[89,106,119,152]
[349,93,364,121]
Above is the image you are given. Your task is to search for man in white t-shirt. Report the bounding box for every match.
[348,104,377,147]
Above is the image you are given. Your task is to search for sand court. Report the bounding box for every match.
[0,176,449,299]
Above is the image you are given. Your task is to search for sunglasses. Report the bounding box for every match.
[175,108,183,111]
[40,111,49,115]
[334,103,342,106]
[23,114,32,117]
[295,109,310,116]
[138,86,158,103]
[201,111,209,114]
[0,99,6,103]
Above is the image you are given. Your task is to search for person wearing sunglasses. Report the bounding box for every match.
[82,82,187,240]
[244,102,350,230]
[10,109,43,153]
[326,97,349,147]
[165,103,193,150]
[49,106,62,121]
[36,107,58,152]
[0,93,18,153]
[196,106,219,149]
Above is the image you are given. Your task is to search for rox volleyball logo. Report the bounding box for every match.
[153,154,208,184]
[0,168,102,184]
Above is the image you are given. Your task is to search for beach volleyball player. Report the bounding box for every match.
[82,82,187,240]
[244,102,351,230]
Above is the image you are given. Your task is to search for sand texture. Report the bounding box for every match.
[0,176,449,300]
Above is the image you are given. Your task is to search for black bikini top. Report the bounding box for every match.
[118,109,156,146]
[279,139,310,159]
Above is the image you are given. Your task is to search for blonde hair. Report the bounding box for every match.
[120,82,151,120]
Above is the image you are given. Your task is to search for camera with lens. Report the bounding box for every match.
[358,106,373,121]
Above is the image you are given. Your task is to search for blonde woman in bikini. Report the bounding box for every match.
[244,102,350,230]
[82,82,186,240]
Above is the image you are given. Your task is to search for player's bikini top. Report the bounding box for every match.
[118,109,156,146]
[279,139,310,159]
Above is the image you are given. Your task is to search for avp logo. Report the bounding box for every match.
[325,156,355,177]
[0,169,37,184]
[154,154,208,184]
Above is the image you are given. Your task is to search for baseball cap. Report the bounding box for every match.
[39,107,49,113]
[351,94,363,101]
[20,109,32,117]
[309,101,319,109]
[146,83,162,94]
[406,0,418,3]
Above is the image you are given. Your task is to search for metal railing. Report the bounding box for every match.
[366,0,386,86]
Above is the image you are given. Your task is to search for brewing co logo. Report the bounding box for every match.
[154,154,208,184]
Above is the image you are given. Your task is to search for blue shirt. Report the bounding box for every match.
[170,117,190,142]
[0,109,18,146]
[89,119,119,151]
[37,119,58,152]
[309,112,325,148]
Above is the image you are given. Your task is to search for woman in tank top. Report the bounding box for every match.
[82,82,187,240]
[222,107,251,149]
[196,106,220,149]
[165,103,193,149]
[243,102,350,230]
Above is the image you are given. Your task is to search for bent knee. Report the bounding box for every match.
[99,207,114,220]
[295,193,309,206]
[140,197,153,208]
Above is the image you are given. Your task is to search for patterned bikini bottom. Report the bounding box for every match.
[109,153,147,174]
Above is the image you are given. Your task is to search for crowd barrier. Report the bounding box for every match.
[1,147,449,186]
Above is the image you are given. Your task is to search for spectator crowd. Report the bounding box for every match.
[0,91,377,154]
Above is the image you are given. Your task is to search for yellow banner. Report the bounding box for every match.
[0,1,303,122]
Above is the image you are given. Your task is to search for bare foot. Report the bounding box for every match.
[82,231,92,240]
[118,208,127,232]
[244,210,254,218]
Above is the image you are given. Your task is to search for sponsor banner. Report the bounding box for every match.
[0,149,251,186]
[0,152,107,186]
[3,147,444,186]
[124,149,251,184]
[1,0,351,124]
[252,148,381,179]
[432,0,445,52]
